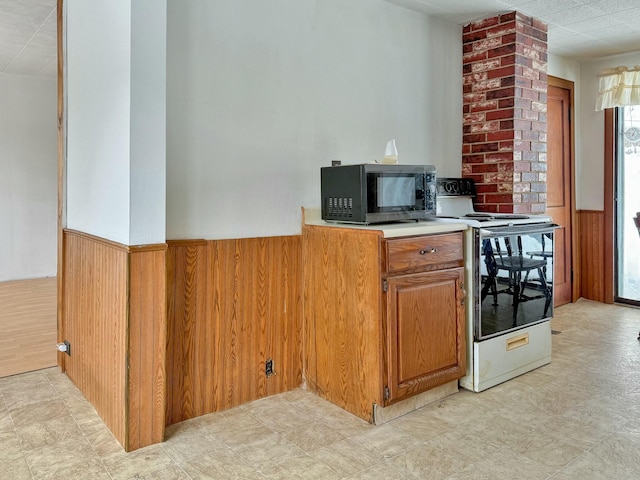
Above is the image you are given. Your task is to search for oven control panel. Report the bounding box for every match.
[437,178,476,197]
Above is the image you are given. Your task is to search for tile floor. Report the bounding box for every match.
[2,298,640,479]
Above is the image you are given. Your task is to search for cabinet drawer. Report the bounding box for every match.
[385,232,463,273]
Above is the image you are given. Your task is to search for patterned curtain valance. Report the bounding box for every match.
[595,65,640,111]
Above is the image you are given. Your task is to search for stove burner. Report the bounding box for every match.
[492,214,531,220]
[436,178,552,227]
[464,213,493,218]
[463,213,532,221]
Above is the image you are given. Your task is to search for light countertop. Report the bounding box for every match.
[302,207,468,238]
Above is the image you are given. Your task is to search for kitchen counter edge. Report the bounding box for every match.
[302,207,468,238]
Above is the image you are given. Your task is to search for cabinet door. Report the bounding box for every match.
[385,267,466,405]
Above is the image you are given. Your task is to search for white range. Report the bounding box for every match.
[433,178,558,392]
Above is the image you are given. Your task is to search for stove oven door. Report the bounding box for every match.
[474,223,559,341]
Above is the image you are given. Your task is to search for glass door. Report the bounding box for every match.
[615,106,640,304]
[477,225,556,340]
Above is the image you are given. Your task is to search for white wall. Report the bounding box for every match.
[0,74,57,281]
[548,54,583,207]
[548,54,580,85]
[66,0,166,245]
[166,0,462,240]
[66,0,131,244]
[130,0,167,245]
[578,51,640,211]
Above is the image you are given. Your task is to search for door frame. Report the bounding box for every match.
[603,110,616,304]
[548,76,579,303]
[57,0,66,370]
[602,108,640,305]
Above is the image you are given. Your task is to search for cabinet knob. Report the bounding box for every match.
[419,247,437,255]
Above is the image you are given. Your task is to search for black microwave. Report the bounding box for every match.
[321,163,437,224]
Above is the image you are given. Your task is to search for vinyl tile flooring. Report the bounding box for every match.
[2,298,640,479]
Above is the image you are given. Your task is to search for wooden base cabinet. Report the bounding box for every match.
[303,224,466,423]
[385,268,465,404]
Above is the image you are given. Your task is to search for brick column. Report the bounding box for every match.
[462,12,548,214]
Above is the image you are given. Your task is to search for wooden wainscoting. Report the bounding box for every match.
[166,236,302,426]
[0,277,57,378]
[128,245,167,451]
[62,230,166,451]
[577,210,606,302]
[63,230,129,445]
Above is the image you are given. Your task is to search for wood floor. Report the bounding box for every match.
[0,277,57,378]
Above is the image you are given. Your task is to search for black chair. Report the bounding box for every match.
[481,235,552,327]
[524,233,553,286]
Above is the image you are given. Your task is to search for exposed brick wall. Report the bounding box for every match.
[462,12,548,214]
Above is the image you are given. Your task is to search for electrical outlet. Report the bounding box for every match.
[56,340,71,356]
[265,358,274,377]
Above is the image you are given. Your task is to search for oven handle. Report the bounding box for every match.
[479,223,559,238]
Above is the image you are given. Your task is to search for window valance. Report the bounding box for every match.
[595,65,640,111]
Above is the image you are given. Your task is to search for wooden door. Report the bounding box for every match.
[547,78,574,306]
[385,268,465,405]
